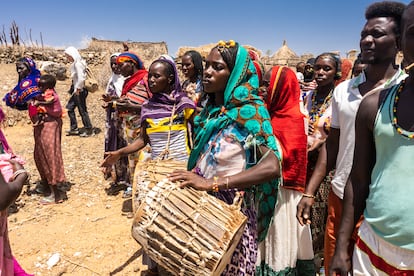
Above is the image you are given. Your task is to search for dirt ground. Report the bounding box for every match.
[1,64,145,275]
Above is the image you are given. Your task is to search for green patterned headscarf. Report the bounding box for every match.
[188,41,282,242]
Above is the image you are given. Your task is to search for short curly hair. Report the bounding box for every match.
[365,1,406,36]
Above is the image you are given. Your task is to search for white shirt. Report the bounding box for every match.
[330,68,406,199]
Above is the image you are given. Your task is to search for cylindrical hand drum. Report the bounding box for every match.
[131,179,247,275]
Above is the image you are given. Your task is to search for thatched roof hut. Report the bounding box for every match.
[263,40,300,67]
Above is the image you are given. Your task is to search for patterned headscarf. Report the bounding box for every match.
[116,52,145,69]
[188,41,282,242]
[3,57,41,110]
[117,52,147,96]
[141,58,195,121]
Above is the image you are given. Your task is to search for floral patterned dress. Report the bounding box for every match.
[195,123,259,276]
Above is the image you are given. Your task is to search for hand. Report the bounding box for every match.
[75,88,81,95]
[8,158,24,172]
[296,196,314,226]
[308,123,315,136]
[329,249,352,276]
[308,138,325,152]
[168,170,211,191]
[101,94,113,102]
[101,151,121,167]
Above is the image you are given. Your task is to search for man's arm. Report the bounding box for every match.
[329,93,379,275]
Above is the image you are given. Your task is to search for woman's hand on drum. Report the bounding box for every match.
[169,170,211,191]
[101,151,121,167]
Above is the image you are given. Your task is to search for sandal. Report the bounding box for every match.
[40,194,63,205]
[105,182,127,196]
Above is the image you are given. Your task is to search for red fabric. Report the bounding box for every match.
[121,69,148,96]
[266,66,307,191]
[253,61,263,84]
[356,237,414,276]
[335,59,353,86]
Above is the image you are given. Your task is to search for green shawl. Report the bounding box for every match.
[188,44,282,242]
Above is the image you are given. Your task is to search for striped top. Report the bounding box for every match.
[145,108,194,161]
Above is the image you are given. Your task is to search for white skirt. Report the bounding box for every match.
[256,187,314,272]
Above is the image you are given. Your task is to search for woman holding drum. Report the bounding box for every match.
[169,40,282,275]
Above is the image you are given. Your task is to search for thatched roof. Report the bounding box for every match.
[271,40,298,60]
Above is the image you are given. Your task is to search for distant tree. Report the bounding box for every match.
[10,21,20,46]
[265,49,272,56]
[0,25,7,46]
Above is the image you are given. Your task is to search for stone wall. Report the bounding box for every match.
[0,39,168,88]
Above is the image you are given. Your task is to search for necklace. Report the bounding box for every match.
[309,89,333,125]
[392,80,414,139]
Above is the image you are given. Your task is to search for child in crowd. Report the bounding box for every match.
[31,75,67,204]
[30,83,55,126]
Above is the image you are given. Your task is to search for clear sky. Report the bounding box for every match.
[0,0,411,58]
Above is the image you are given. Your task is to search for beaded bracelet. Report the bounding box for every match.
[302,193,316,199]
[211,176,219,192]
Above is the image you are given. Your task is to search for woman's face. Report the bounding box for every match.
[203,48,230,94]
[110,56,120,74]
[313,57,337,87]
[148,62,171,94]
[16,62,30,80]
[118,61,134,77]
[181,55,195,79]
[65,53,74,63]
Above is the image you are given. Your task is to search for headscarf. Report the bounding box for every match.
[3,57,41,110]
[117,52,148,96]
[266,66,307,191]
[248,50,265,83]
[106,53,125,97]
[335,58,352,85]
[64,46,87,91]
[188,42,282,241]
[141,58,195,122]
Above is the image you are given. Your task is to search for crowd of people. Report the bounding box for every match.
[0,0,413,275]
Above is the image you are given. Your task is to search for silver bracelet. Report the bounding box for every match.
[11,169,29,181]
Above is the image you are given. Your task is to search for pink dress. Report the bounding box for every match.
[0,210,13,276]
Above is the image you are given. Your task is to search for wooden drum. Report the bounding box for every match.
[131,179,247,275]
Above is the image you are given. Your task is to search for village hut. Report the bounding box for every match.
[263,40,300,67]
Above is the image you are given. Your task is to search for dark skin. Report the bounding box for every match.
[16,62,30,81]
[308,56,337,152]
[169,48,280,191]
[33,79,55,107]
[0,160,28,210]
[327,16,400,177]
[101,61,177,167]
[181,55,197,83]
[328,15,405,276]
[113,60,144,114]
[296,55,337,225]
[102,56,121,104]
